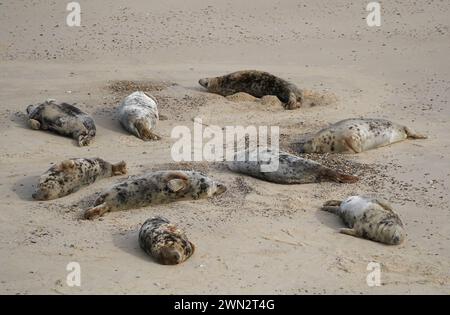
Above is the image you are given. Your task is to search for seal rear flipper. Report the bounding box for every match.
[134,120,161,141]
[111,161,127,175]
[284,92,300,110]
[404,126,427,139]
[84,203,110,220]
[323,169,359,183]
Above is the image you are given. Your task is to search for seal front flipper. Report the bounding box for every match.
[78,131,95,146]
[164,172,189,192]
[339,228,358,237]
[84,203,110,220]
[167,178,188,192]
[29,119,41,130]
[321,200,342,213]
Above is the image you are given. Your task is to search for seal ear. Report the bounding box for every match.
[167,179,188,192]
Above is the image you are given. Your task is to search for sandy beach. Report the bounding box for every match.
[0,0,449,294]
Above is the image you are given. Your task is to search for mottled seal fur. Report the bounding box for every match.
[84,170,227,219]
[33,158,127,200]
[199,70,303,109]
[26,99,96,146]
[300,118,427,154]
[322,196,406,245]
[139,216,195,265]
[118,91,161,140]
[228,149,358,184]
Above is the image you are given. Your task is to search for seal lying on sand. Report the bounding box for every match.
[321,196,406,245]
[228,149,358,184]
[300,118,427,154]
[199,70,303,109]
[139,216,195,265]
[118,91,161,140]
[26,99,96,146]
[84,170,227,219]
[33,158,127,200]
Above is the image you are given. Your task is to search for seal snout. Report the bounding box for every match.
[32,190,49,200]
[198,78,209,88]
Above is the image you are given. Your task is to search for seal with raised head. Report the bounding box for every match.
[300,118,427,154]
[321,196,406,245]
[33,158,127,200]
[26,99,96,146]
[139,216,195,265]
[118,91,161,141]
[84,170,227,219]
[228,149,358,184]
[199,70,303,109]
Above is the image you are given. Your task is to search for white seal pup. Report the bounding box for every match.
[33,158,127,200]
[118,91,161,140]
[84,170,227,219]
[300,118,427,154]
[199,70,303,109]
[139,216,195,265]
[228,149,358,184]
[26,99,96,146]
[321,196,406,245]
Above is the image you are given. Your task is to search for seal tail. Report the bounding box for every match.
[134,120,161,141]
[324,169,359,183]
[404,127,427,139]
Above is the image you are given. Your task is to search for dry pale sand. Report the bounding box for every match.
[0,0,449,294]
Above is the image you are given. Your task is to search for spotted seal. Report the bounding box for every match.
[118,91,161,141]
[199,70,303,109]
[33,158,127,200]
[26,99,96,146]
[84,170,227,219]
[228,149,358,184]
[321,196,406,245]
[300,118,427,154]
[139,216,195,265]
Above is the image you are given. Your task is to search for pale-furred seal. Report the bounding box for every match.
[33,158,127,200]
[300,118,427,154]
[228,149,358,184]
[321,196,406,245]
[118,91,161,141]
[84,170,227,219]
[26,99,96,146]
[199,70,303,109]
[139,216,195,265]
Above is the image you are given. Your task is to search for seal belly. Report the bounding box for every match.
[360,124,406,151]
